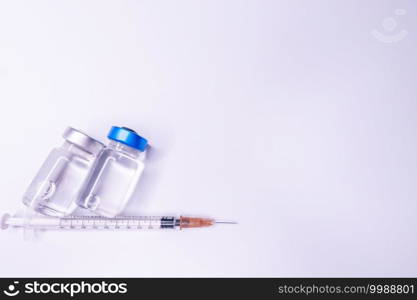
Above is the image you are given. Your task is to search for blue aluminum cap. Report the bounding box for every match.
[107,126,148,151]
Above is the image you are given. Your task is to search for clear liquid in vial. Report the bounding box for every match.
[80,148,144,217]
[23,148,91,217]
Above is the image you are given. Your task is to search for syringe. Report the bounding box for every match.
[1,213,236,231]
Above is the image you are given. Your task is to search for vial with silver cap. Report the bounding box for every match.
[22,127,104,217]
[76,126,148,217]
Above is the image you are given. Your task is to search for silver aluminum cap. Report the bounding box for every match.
[62,127,104,155]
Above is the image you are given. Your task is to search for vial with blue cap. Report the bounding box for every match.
[76,126,148,217]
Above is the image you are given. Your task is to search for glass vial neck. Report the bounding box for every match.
[62,141,94,159]
[108,140,144,159]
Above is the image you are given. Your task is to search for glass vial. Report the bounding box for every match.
[22,127,104,217]
[76,126,148,217]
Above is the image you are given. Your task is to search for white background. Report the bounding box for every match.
[0,0,416,277]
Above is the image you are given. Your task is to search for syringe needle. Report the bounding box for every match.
[215,220,238,224]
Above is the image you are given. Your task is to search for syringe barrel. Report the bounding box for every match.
[1,215,180,230]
